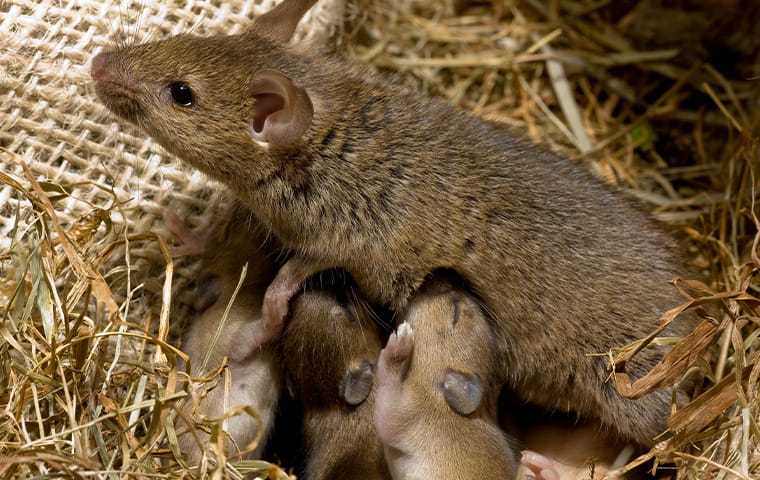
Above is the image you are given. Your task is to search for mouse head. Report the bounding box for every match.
[91,0,319,182]
[404,277,502,418]
[283,288,383,408]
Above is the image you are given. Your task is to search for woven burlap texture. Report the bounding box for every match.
[0,0,343,250]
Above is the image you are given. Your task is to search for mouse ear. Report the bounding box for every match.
[339,360,375,406]
[249,69,313,147]
[441,369,483,416]
[249,0,318,43]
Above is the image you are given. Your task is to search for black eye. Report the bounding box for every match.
[169,82,194,107]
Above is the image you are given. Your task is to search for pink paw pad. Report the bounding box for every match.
[521,451,561,480]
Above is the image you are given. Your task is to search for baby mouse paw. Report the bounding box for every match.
[374,322,415,446]
[520,451,561,480]
[379,322,415,371]
[162,209,208,258]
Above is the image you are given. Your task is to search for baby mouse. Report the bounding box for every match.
[374,275,636,480]
[92,0,695,446]
[375,276,519,480]
[279,278,389,480]
[167,202,283,465]
[518,420,636,480]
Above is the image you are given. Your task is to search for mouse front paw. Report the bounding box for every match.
[260,276,297,344]
[260,256,328,344]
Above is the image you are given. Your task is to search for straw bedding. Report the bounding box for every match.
[1,0,758,478]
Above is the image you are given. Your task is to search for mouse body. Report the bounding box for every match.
[93,0,694,446]
[280,283,389,480]
[169,203,283,464]
[375,277,519,480]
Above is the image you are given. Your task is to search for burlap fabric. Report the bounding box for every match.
[0,0,343,251]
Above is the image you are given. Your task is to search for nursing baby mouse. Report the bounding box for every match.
[519,420,635,480]
[168,203,283,464]
[376,277,637,480]
[375,276,519,479]
[92,0,695,446]
[279,280,390,480]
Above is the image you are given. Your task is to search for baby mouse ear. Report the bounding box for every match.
[249,0,318,43]
[339,360,375,406]
[249,69,313,147]
[441,369,483,416]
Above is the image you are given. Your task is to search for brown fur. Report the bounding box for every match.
[173,202,283,463]
[375,277,518,479]
[92,0,695,445]
[282,286,389,480]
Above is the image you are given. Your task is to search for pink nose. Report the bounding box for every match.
[91,51,113,82]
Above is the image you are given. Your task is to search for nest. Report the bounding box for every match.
[1,0,759,478]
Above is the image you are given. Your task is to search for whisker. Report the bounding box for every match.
[126,0,135,46]
[121,1,128,48]
[132,0,146,46]
[187,8,207,36]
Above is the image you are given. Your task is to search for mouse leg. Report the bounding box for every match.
[587,356,676,446]
[260,255,331,344]
[374,322,414,443]
[520,451,561,480]
[521,354,675,446]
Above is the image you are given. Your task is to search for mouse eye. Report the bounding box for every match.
[168,82,194,107]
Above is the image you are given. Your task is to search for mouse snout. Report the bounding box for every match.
[91,51,114,82]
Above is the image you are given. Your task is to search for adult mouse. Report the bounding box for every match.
[167,202,283,465]
[92,0,695,446]
[279,279,390,480]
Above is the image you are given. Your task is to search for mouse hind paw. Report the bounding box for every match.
[379,322,414,373]
[520,451,561,480]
